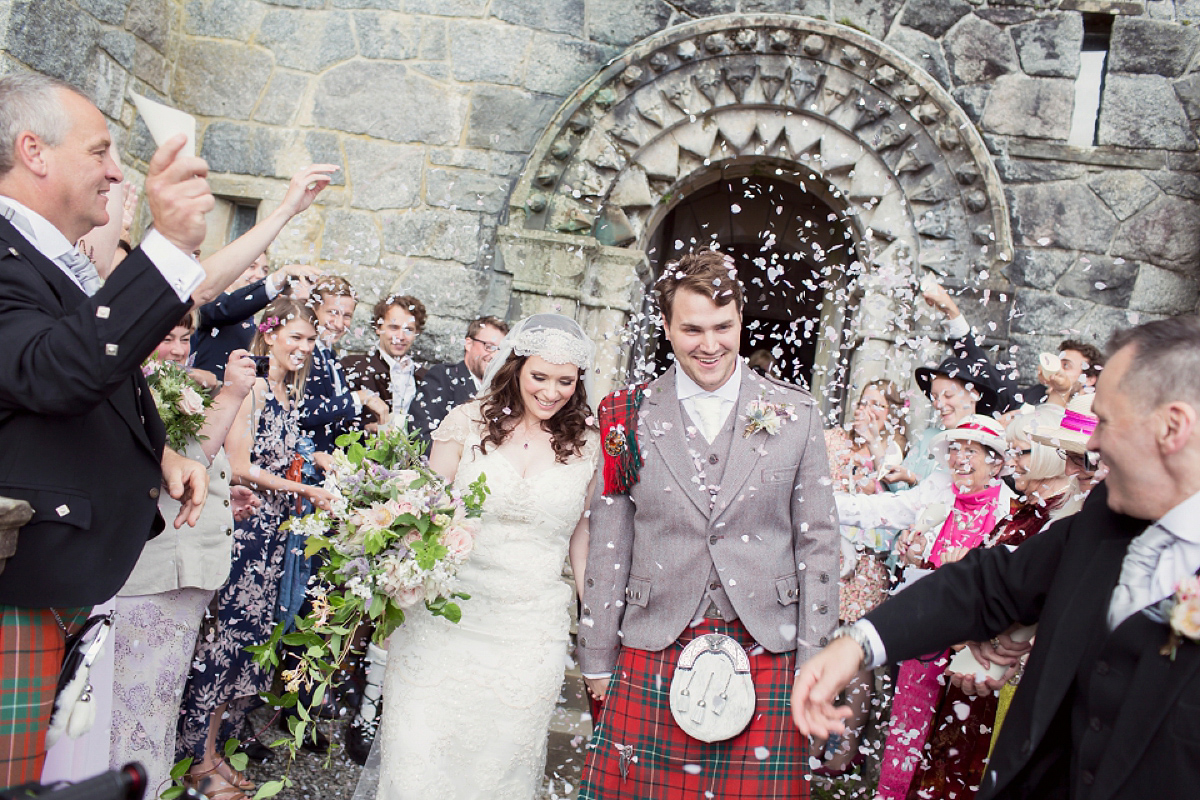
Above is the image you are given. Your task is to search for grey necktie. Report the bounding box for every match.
[57,247,103,296]
[1108,524,1176,630]
[0,201,102,295]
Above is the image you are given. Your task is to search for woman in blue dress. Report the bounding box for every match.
[177,297,336,799]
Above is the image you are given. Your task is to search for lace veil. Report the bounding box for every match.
[479,313,597,406]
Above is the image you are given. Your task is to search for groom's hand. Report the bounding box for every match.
[584,675,610,702]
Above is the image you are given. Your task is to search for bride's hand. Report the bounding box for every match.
[584,675,610,702]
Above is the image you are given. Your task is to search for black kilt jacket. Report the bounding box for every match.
[0,216,189,608]
[866,482,1200,800]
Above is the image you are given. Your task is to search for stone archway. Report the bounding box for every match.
[495,13,1012,404]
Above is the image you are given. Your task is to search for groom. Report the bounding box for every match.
[577,250,839,799]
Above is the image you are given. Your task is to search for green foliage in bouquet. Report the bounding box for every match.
[142,358,211,451]
[248,423,488,762]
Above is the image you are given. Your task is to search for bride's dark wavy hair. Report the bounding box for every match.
[477,353,592,463]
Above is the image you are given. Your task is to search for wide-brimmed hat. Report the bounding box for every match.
[1030,392,1096,454]
[915,356,1000,416]
[930,414,1008,465]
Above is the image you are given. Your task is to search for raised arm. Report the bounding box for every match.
[191,164,337,306]
[195,349,256,463]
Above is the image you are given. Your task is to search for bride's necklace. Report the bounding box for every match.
[513,421,543,449]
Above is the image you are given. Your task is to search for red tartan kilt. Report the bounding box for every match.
[579,618,810,800]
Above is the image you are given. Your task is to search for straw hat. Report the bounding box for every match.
[930,414,1008,465]
[1030,392,1096,454]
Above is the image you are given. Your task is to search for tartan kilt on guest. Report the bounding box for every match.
[579,617,809,800]
[0,605,89,786]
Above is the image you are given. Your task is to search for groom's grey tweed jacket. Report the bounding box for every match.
[577,365,840,675]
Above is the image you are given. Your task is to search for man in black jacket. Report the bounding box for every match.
[0,74,331,784]
[409,315,507,443]
[794,315,1200,800]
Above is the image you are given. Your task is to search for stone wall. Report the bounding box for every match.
[3,0,1198,377]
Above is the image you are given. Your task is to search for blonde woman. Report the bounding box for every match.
[176,298,335,799]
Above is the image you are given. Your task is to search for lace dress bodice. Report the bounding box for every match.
[432,402,599,635]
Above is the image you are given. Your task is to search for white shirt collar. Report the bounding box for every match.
[377,348,412,373]
[0,195,75,262]
[1155,489,1200,544]
[675,359,742,403]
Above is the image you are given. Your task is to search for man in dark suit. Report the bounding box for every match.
[408,315,507,443]
[300,276,389,454]
[794,315,1200,800]
[0,75,207,784]
[0,75,335,784]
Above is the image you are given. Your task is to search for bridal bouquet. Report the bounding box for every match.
[142,358,211,451]
[249,424,488,759]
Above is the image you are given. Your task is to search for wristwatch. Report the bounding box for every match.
[831,623,874,671]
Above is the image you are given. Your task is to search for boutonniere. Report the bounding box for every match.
[742,394,796,438]
[1160,574,1200,661]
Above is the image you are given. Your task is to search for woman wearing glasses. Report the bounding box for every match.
[904,404,1073,800]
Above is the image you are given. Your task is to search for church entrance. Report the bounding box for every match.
[632,162,857,394]
[495,14,1013,414]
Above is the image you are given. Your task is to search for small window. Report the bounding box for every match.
[198,197,260,259]
[229,201,258,242]
[1067,14,1114,148]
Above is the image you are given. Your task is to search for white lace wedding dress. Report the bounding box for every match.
[371,401,599,800]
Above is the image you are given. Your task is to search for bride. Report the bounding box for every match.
[365,314,600,800]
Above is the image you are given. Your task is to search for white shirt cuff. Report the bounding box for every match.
[265,273,282,299]
[581,672,612,680]
[943,314,971,340]
[852,619,888,669]
[139,230,205,303]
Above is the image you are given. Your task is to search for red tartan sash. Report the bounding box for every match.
[598,384,647,496]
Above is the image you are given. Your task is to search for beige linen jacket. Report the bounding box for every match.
[117,441,234,596]
[576,365,840,675]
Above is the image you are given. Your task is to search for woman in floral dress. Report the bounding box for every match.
[176,298,335,800]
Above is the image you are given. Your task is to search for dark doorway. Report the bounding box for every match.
[635,171,855,389]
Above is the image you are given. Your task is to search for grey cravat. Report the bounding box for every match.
[57,247,103,296]
[692,394,724,443]
[1108,525,1176,630]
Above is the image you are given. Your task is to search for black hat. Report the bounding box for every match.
[914,356,1000,416]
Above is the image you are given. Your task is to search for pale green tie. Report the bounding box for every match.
[692,395,724,443]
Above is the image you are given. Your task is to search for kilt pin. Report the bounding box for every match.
[578,365,840,799]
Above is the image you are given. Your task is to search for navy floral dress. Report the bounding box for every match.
[177,388,300,759]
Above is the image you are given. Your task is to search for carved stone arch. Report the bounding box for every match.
[496,14,1012,401]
